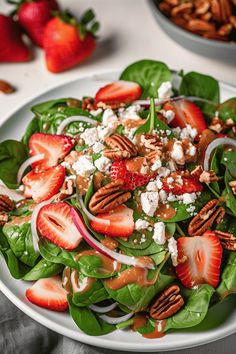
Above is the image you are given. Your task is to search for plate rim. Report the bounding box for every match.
[1,69,236,352]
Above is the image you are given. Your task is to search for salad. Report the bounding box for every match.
[0,59,236,339]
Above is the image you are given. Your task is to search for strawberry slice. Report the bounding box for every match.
[163,100,206,134]
[90,204,134,237]
[94,80,142,105]
[37,202,82,250]
[29,132,75,170]
[176,233,222,288]
[111,160,153,190]
[25,276,68,311]
[162,174,203,195]
[22,165,65,203]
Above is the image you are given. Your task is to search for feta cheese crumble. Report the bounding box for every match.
[102,109,118,130]
[140,191,159,217]
[163,109,175,123]
[94,156,112,173]
[93,142,105,153]
[72,156,96,177]
[171,141,185,165]
[157,81,173,100]
[135,219,150,231]
[168,237,178,266]
[153,222,166,245]
[80,127,99,146]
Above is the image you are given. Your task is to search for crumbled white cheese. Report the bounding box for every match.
[186,144,197,157]
[186,205,196,215]
[102,109,118,130]
[135,219,150,231]
[90,108,103,117]
[163,109,175,123]
[93,142,105,153]
[157,81,173,100]
[168,237,178,266]
[153,222,166,245]
[159,190,167,202]
[180,124,198,141]
[72,156,96,177]
[151,159,162,171]
[157,167,171,177]
[171,141,185,165]
[140,191,159,217]
[178,192,198,205]
[80,127,99,146]
[167,193,178,202]
[94,156,111,173]
[119,105,141,120]
[97,125,113,140]
[167,177,174,184]
[147,177,163,191]
[140,165,149,175]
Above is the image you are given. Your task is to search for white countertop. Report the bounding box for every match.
[0,0,236,352]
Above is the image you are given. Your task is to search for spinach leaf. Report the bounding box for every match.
[221,150,236,176]
[120,59,172,98]
[68,296,116,335]
[0,229,30,279]
[31,98,69,115]
[22,117,40,146]
[223,169,236,216]
[0,140,27,188]
[216,214,236,236]
[23,258,63,281]
[134,98,173,136]
[165,284,215,331]
[104,271,174,312]
[78,254,118,279]
[219,98,236,122]
[39,238,80,270]
[3,218,39,267]
[72,272,109,306]
[216,253,236,299]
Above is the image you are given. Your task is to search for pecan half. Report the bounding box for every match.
[191,165,203,178]
[89,180,131,214]
[0,195,15,212]
[0,212,8,226]
[188,199,225,236]
[103,149,131,160]
[215,230,236,251]
[105,133,137,159]
[0,80,15,94]
[199,170,219,183]
[150,285,184,320]
[229,180,236,195]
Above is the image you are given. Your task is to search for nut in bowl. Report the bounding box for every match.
[150,0,236,62]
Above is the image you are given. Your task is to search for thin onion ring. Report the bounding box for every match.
[56,116,97,135]
[0,183,24,201]
[79,195,110,226]
[89,302,118,314]
[203,137,236,171]
[99,312,133,325]
[17,154,44,184]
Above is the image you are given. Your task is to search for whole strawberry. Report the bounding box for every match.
[43,9,99,73]
[0,13,31,62]
[15,0,59,47]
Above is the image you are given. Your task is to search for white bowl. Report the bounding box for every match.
[0,70,236,352]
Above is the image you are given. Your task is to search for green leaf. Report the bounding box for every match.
[216,253,236,299]
[3,218,39,267]
[31,98,69,115]
[23,259,63,281]
[68,296,116,335]
[0,140,27,188]
[223,169,236,216]
[78,254,118,278]
[22,117,40,146]
[179,71,219,116]
[219,98,236,123]
[120,59,172,98]
[165,285,215,331]
[81,9,95,24]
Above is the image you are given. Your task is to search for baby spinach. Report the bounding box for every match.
[23,258,63,281]
[68,296,116,335]
[219,98,236,122]
[223,169,236,216]
[179,71,219,116]
[22,117,40,146]
[72,273,109,306]
[78,254,118,279]
[3,219,39,267]
[31,98,69,115]
[120,59,172,98]
[165,284,215,331]
[0,140,27,188]
[39,238,80,270]
[216,253,236,300]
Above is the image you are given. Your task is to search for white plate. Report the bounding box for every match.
[0,70,236,352]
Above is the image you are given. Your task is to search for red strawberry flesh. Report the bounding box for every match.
[25,276,68,311]
[162,175,203,195]
[37,202,82,250]
[176,234,222,288]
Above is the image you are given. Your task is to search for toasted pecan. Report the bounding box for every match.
[199,170,219,183]
[0,195,15,213]
[215,230,236,251]
[103,149,131,160]
[0,80,15,94]
[89,180,131,214]
[105,133,137,158]
[150,285,184,320]
[188,199,225,236]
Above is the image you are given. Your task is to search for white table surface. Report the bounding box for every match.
[0,0,236,352]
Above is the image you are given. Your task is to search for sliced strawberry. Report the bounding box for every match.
[25,276,68,311]
[29,133,75,170]
[111,160,153,190]
[176,233,222,288]
[95,80,142,105]
[162,174,203,195]
[163,100,206,134]
[37,202,82,250]
[22,165,65,203]
[90,204,134,238]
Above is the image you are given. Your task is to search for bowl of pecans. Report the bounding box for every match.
[149,0,236,62]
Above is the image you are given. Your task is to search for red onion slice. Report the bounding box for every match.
[79,195,110,226]
[71,208,154,269]
[99,312,133,325]
[0,183,24,201]
[17,154,44,184]
[57,116,97,135]
[134,95,217,107]
[89,302,118,313]
[203,137,236,171]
